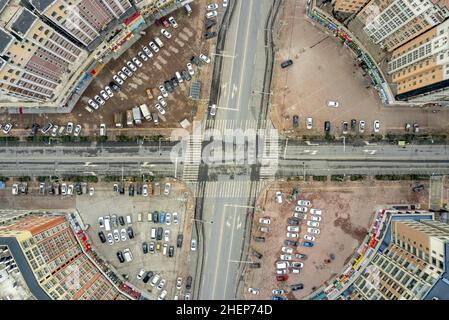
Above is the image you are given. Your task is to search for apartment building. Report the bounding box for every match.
[347,219,449,300]
[0,214,128,300]
[334,0,370,14]
[357,0,449,51]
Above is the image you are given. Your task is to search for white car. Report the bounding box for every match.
[74,125,82,137]
[259,217,271,225]
[51,125,59,137]
[138,51,148,61]
[176,277,182,290]
[281,246,293,254]
[287,226,300,232]
[200,54,211,64]
[98,217,104,228]
[143,184,148,197]
[276,191,283,204]
[164,182,171,195]
[173,212,178,224]
[149,41,159,53]
[280,254,292,261]
[158,290,167,300]
[307,221,320,228]
[223,0,228,7]
[374,120,380,133]
[168,16,178,28]
[117,71,127,81]
[295,206,308,213]
[161,28,172,39]
[187,63,195,76]
[327,100,339,108]
[158,96,167,107]
[122,67,132,77]
[113,75,124,85]
[276,269,287,275]
[163,243,168,256]
[304,234,315,241]
[88,99,98,110]
[191,239,197,251]
[206,11,217,19]
[132,57,142,68]
[2,123,12,134]
[100,90,109,100]
[113,229,120,242]
[310,208,322,215]
[105,86,113,97]
[61,183,67,195]
[67,184,74,195]
[126,61,137,72]
[207,4,219,10]
[209,104,217,116]
[164,229,170,242]
[292,211,303,218]
[307,227,321,235]
[159,85,168,98]
[120,228,127,241]
[155,104,166,115]
[107,233,114,245]
[100,123,106,136]
[89,187,94,196]
[310,215,321,222]
[150,274,161,287]
[359,120,365,133]
[166,213,171,225]
[142,47,153,58]
[94,95,105,106]
[137,269,145,280]
[306,117,313,129]
[286,232,299,238]
[248,287,259,295]
[297,200,311,207]
[157,279,166,290]
[11,184,18,195]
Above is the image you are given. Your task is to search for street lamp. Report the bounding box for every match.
[191,218,214,224]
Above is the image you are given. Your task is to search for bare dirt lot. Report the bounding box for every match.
[270,0,449,138]
[0,0,216,139]
[244,178,429,300]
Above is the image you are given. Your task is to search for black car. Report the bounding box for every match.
[156,227,163,241]
[413,184,425,192]
[137,184,143,195]
[109,81,121,92]
[142,242,148,254]
[75,183,82,195]
[252,250,263,259]
[351,119,357,130]
[164,80,174,93]
[177,234,183,248]
[127,227,134,239]
[129,184,135,196]
[143,271,153,283]
[254,236,265,243]
[152,212,159,224]
[284,239,297,246]
[324,121,331,133]
[119,184,125,194]
[116,251,125,263]
[98,231,106,243]
[205,19,217,29]
[191,56,202,66]
[293,115,299,128]
[118,216,125,226]
[342,121,349,134]
[290,283,304,291]
[168,246,174,258]
[205,31,217,39]
[281,59,293,68]
[171,77,179,88]
[287,218,300,225]
[186,276,192,290]
[30,123,39,137]
[181,69,191,81]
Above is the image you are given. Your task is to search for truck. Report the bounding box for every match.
[133,107,142,125]
[126,110,134,127]
[114,112,123,128]
[139,104,152,121]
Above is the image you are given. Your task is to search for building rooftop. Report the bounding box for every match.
[0,27,13,54]
[10,7,36,38]
[0,0,10,14]
[30,0,55,13]
[424,241,449,300]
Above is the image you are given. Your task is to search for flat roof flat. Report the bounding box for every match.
[0,0,10,14]
[30,0,55,13]
[0,27,13,55]
[11,8,37,38]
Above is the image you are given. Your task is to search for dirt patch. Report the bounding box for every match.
[334,217,367,243]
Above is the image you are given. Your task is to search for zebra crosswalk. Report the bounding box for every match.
[182,134,202,182]
[190,180,272,199]
[205,119,269,132]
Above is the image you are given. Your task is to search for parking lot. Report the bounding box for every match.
[0,0,216,139]
[270,0,449,138]
[244,178,429,300]
[78,179,195,300]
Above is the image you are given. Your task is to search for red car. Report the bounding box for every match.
[276,275,288,282]
[160,17,170,28]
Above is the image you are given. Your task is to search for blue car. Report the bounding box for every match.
[271,295,285,300]
[160,212,166,224]
[302,241,314,247]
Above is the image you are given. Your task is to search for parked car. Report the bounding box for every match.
[302,241,314,247]
[248,287,260,295]
[306,117,313,130]
[324,121,331,133]
[116,251,125,263]
[286,232,299,238]
[210,104,217,116]
[293,115,299,127]
[127,227,134,239]
[132,57,142,68]
[307,227,321,234]
[74,125,82,137]
[304,234,315,241]
[374,120,380,133]
[143,271,153,283]
[3,123,12,134]
[168,16,178,28]
[120,228,127,241]
[307,220,320,228]
[259,217,271,225]
[41,123,53,134]
[342,121,349,134]
[287,226,300,232]
[190,239,197,251]
[359,120,366,133]
[281,59,293,68]
[199,54,211,64]
[287,218,300,225]
[281,246,293,254]
[206,10,218,19]
[98,232,106,243]
[164,183,171,195]
[295,206,307,213]
[310,215,321,222]
[142,46,153,58]
[327,100,339,108]
[161,28,172,39]
[284,239,297,246]
[310,208,322,215]
[126,61,137,72]
[290,283,304,291]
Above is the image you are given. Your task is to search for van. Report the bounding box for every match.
[123,248,133,262]
[185,3,192,15]
[154,37,164,48]
[148,213,152,222]
[137,213,142,222]
[175,71,183,84]
[151,228,156,240]
[276,261,288,269]
[104,216,111,231]
[126,215,132,225]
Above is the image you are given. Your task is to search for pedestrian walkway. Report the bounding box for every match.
[429,176,445,210]
[260,124,279,179]
[206,119,261,132]
[190,180,270,199]
[182,133,202,183]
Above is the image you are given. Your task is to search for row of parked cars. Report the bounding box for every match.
[98,215,135,246]
[29,122,82,138]
[12,181,94,196]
